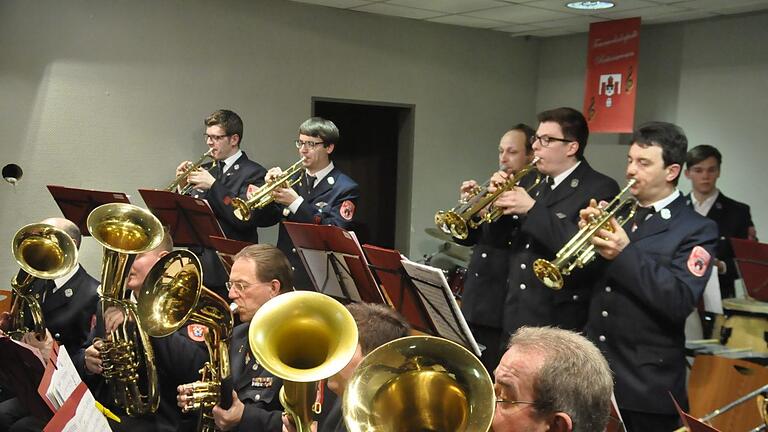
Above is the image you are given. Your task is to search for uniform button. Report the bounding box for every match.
[508,241,513,246]
[291,266,295,271]
[525,243,530,249]
[520,284,526,290]
[54,333,61,339]
[605,286,612,293]
[474,273,479,277]
[720,236,726,240]
[601,310,608,317]
[291,248,296,253]
[254,394,261,401]
[572,294,579,301]
[481,253,487,258]
[520,264,526,270]
[512,215,519,220]
[599,335,606,342]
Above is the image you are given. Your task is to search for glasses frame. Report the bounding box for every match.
[294,139,325,150]
[530,134,573,147]
[204,133,231,142]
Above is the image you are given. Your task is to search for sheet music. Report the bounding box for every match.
[301,248,362,302]
[47,346,82,410]
[44,383,112,432]
[702,269,723,314]
[400,260,481,356]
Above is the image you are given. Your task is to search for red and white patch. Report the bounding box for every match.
[187,324,208,342]
[246,184,259,200]
[223,195,232,206]
[687,246,711,277]
[340,200,355,221]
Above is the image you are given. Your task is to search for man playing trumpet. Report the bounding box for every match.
[579,122,718,431]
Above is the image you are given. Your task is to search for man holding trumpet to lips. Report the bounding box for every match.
[578,121,718,431]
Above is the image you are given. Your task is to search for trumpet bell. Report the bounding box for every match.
[434,211,469,240]
[533,258,563,290]
[344,335,494,432]
[12,223,78,279]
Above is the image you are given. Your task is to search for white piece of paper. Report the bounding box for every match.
[702,268,723,314]
[301,248,362,302]
[47,346,82,410]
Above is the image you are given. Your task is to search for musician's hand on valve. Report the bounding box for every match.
[265,167,283,183]
[188,168,216,191]
[272,187,299,207]
[590,217,629,260]
[85,342,103,375]
[459,180,478,201]
[212,390,244,431]
[175,161,193,180]
[578,199,603,229]
[493,187,535,215]
[176,384,195,411]
[487,171,508,193]
[103,306,126,334]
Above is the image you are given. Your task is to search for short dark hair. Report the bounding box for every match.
[686,144,722,169]
[347,303,410,355]
[205,109,244,144]
[509,123,536,154]
[299,117,339,147]
[537,107,589,160]
[234,244,293,293]
[632,121,688,185]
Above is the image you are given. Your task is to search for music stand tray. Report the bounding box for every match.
[209,235,253,273]
[731,238,768,301]
[47,185,130,236]
[138,189,225,248]
[282,222,384,304]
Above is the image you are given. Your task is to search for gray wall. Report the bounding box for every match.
[535,12,768,240]
[0,0,539,282]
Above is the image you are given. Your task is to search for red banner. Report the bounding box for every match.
[583,18,641,133]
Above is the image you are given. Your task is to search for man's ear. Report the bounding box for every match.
[549,412,573,432]
[565,141,579,158]
[684,168,691,179]
[666,163,682,183]
[269,279,281,297]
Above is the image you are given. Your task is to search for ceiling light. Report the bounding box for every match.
[566,1,615,10]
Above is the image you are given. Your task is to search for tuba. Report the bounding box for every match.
[87,203,164,416]
[248,291,358,432]
[137,250,234,432]
[435,157,540,240]
[8,223,78,339]
[533,179,638,290]
[343,335,495,432]
[167,149,215,195]
[231,158,305,221]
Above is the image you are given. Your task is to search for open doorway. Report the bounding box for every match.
[313,98,413,250]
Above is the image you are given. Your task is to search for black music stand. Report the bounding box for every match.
[47,185,130,236]
[282,222,383,303]
[209,236,253,273]
[362,244,481,356]
[138,189,224,248]
[731,238,768,302]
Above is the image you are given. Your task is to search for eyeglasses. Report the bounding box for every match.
[495,399,537,408]
[530,134,572,147]
[225,280,265,293]
[295,139,324,149]
[204,133,230,142]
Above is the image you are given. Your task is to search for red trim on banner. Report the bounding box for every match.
[583,18,641,133]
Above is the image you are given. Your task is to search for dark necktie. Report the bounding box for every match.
[216,161,226,181]
[41,279,56,303]
[536,176,554,199]
[633,206,655,229]
[305,174,316,196]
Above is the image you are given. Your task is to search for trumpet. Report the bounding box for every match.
[232,158,305,221]
[167,149,214,195]
[8,223,78,339]
[435,157,540,240]
[533,179,637,290]
[138,250,234,432]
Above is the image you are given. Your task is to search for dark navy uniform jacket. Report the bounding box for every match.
[585,194,718,414]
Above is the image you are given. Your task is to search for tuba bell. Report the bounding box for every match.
[231,158,305,221]
[87,202,164,416]
[343,335,495,432]
[533,179,638,290]
[435,157,540,240]
[137,250,234,432]
[8,223,78,339]
[248,291,358,432]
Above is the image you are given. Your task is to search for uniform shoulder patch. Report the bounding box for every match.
[187,324,208,342]
[687,246,711,277]
[340,200,355,221]
[223,195,232,206]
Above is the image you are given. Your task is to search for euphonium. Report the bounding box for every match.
[232,158,305,221]
[167,149,215,195]
[87,203,164,416]
[343,335,495,432]
[8,223,78,339]
[248,291,358,432]
[533,179,638,290]
[138,250,234,432]
[435,156,540,240]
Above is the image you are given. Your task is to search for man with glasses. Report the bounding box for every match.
[492,326,613,432]
[177,244,290,431]
[262,117,360,290]
[491,107,618,346]
[174,109,271,297]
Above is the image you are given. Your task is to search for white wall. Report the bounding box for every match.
[0,0,539,281]
[535,12,768,239]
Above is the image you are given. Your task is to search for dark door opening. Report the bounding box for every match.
[313,99,412,249]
